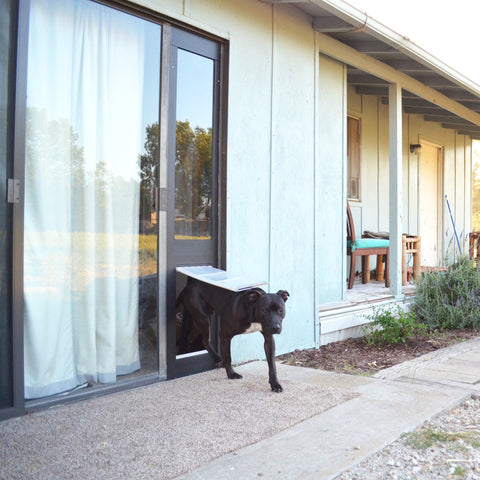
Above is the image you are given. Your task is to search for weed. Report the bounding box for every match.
[342,363,369,376]
[453,465,466,477]
[403,428,480,451]
[362,305,427,345]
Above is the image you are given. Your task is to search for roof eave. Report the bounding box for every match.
[307,0,480,96]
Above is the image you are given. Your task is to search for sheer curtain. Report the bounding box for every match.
[24,0,157,398]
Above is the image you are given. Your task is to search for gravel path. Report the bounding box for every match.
[335,397,480,480]
[0,369,354,480]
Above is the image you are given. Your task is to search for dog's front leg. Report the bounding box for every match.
[263,334,282,392]
[220,336,242,379]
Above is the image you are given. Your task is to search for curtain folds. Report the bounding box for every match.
[24,0,155,398]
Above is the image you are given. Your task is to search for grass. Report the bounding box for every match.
[175,234,211,240]
[402,428,480,451]
[342,363,370,376]
[453,465,467,477]
[24,231,159,291]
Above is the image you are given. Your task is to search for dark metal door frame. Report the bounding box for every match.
[1,0,25,421]
[165,27,226,379]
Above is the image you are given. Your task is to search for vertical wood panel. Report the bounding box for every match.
[407,115,419,235]
[402,115,409,234]
[269,4,316,353]
[316,54,346,304]
[361,95,380,229]
[465,139,472,242]
[455,134,466,252]
[443,129,456,261]
[222,2,273,279]
[229,3,318,360]
[377,100,389,231]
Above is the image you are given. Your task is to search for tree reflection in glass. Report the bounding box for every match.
[174,49,214,240]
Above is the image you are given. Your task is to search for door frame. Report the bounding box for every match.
[165,26,228,379]
[0,0,25,421]
[418,139,444,266]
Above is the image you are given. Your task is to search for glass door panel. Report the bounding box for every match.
[174,49,214,240]
[23,0,161,400]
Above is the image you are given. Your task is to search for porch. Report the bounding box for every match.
[318,279,417,346]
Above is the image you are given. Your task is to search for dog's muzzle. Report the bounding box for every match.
[269,325,282,334]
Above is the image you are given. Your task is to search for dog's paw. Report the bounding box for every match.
[228,372,243,380]
[271,383,283,393]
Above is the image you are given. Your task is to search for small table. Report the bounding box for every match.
[469,232,480,265]
[402,235,421,285]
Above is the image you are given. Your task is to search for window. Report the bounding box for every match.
[347,116,361,200]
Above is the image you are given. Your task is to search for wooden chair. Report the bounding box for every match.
[346,202,390,289]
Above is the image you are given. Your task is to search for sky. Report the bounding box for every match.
[351,0,480,87]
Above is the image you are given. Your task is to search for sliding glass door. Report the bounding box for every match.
[15,0,224,407]
[23,0,161,399]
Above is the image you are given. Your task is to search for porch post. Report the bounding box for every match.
[388,83,403,297]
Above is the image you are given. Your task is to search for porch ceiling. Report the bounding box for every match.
[263,0,480,139]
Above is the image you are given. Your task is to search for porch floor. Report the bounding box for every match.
[319,279,416,313]
[317,279,417,345]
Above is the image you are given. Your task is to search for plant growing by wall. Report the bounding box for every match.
[413,256,480,330]
[363,305,426,345]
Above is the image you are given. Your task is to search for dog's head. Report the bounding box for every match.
[248,289,290,335]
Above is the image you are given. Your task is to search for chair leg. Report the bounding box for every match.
[348,252,356,289]
[384,253,390,288]
[376,255,384,281]
[361,255,370,284]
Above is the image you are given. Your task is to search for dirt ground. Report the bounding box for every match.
[277,329,480,376]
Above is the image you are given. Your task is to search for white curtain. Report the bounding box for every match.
[24,0,156,398]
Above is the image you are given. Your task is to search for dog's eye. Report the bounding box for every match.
[277,308,283,315]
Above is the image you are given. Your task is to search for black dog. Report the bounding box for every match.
[176,277,289,392]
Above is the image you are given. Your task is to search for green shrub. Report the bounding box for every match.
[412,256,480,331]
[363,305,426,345]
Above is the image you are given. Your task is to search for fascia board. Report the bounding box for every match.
[309,0,480,97]
[317,31,480,127]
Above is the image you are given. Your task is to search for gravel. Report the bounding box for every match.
[0,369,355,480]
[335,397,480,480]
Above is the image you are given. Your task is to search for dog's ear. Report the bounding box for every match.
[248,291,262,303]
[276,290,290,302]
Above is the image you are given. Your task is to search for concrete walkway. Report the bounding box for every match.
[1,337,479,480]
[177,337,480,480]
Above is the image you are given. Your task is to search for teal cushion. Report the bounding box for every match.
[348,238,389,252]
